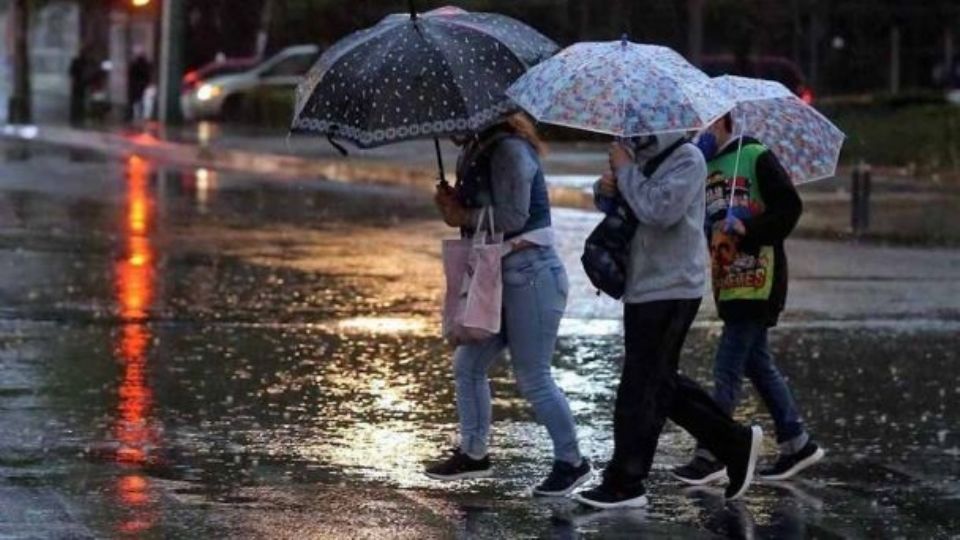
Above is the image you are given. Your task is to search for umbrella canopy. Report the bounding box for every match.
[291,5,559,149]
[711,75,846,183]
[506,39,734,137]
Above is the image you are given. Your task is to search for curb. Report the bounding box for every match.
[0,123,440,189]
[0,123,597,208]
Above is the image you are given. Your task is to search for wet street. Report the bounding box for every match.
[1,144,959,539]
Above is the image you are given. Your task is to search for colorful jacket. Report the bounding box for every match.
[705,136,802,326]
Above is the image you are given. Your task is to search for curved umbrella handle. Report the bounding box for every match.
[434,138,448,186]
[327,135,348,157]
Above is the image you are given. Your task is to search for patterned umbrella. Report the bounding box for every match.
[506,39,734,137]
[712,75,846,183]
[291,4,558,181]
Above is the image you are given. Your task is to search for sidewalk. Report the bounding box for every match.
[0,120,609,201]
[2,120,959,244]
[0,118,935,191]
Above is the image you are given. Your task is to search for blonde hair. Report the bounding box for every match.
[504,112,548,156]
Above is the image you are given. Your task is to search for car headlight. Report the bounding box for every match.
[196,84,222,102]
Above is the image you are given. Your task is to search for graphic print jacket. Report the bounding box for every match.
[705,136,803,326]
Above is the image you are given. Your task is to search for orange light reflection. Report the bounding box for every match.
[112,155,158,534]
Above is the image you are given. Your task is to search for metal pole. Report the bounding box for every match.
[124,12,133,122]
[851,164,861,235]
[158,0,185,125]
[851,161,872,236]
[860,163,871,232]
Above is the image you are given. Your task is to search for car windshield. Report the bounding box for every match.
[201,64,251,79]
[261,53,318,78]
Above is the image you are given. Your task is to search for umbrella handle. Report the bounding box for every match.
[434,138,448,186]
[725,128,745,232]
[327,135,349,157]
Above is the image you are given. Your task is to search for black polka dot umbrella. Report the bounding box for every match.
[291,3,558,182]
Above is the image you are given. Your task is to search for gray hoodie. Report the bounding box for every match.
[596,133,708,304]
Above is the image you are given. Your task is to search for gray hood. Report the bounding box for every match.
[626,132,687,163]
[652,132,685,152]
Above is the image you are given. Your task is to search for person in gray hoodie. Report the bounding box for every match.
[574,133,763,510]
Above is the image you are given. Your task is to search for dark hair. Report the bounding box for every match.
[722,113,733,133]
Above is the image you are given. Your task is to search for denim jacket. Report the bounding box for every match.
[456,132,551,241]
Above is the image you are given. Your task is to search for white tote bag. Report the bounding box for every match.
[441,208,503,345]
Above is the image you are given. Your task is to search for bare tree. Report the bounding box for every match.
[8,0,31,123]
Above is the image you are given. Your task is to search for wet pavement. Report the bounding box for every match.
[1,143,959,538]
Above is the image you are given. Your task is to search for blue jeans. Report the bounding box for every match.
[702,320,808,455]
[453,246,582,465]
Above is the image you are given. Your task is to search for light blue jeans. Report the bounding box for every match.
[453,246,582,465]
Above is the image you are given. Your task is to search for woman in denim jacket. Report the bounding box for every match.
[425,113,590,496]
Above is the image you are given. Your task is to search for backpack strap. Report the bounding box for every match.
[642,137,688,177]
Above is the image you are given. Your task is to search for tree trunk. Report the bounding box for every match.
[609,0,631,38]
[791,0,802,66]
[889,25,901,95]
[255,0,273,59]
[566,0,588,43]
[807,0,821,93]
[944,27,955,88]
[8,0,31,124]
[687,0,704,67]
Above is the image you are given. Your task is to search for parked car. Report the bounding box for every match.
[701,54,814,104]
[933,59,960,105]
[182,57,259,94]
[181,45,320,121]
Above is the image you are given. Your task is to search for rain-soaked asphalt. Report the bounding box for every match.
[1,144,959,539]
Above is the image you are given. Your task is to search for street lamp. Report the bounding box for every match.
[131,0,151,7]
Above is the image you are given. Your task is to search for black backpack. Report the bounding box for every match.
[581,138,688,299]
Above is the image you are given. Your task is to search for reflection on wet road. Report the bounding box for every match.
[0,147,958,537]
[111,155,159,535]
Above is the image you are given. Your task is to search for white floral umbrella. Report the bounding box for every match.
[712,75,846,183]
[506,39,734,137]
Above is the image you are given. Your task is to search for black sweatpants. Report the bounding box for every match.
[604,298,746,488]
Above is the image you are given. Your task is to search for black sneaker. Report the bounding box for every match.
[533,459,592,497]
[573,481,648,509]
[758,441,825,481]
[724,425,763,500]
[671,456,728,486]
[424,448,491,481]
